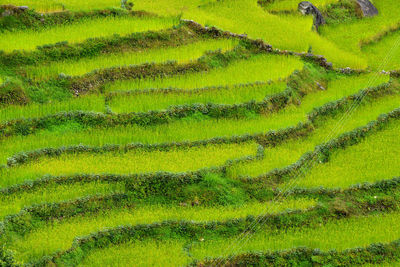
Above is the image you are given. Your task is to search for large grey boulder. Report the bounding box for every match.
[356,0,378,17]
[298,1,326,30]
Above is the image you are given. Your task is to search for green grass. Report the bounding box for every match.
[104,53,304,92]
[320,0,400,69]
[108,81,287,113]
[362,30,400,71]
[2,0,400,265]
[25,39,239,80]
[362,260,400,267]
[77,210,400,266]
[228,85,399,179]
[0,74,388,167]
[0,0,213,13]
[0,113,293,166]
[6,198,316,263]
[183,0,366,68]
[190,211,400,259]
[133,0,217,16]
[0,16,178,52]
[0,182,125,219]
[0,142,258,188]
[263,0,337,12]
[0,0,121,12]
[0,94,105,122]
[80,240,190,267]
[290,119,400,188]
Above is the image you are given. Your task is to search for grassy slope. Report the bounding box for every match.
[191,211,400,259]
[0,182,125,220]
[264,0,338,12]
[1,0,400,265]
[26,39,239,80]
[0,94,105,122]
[229,81,398,178]
[108,82,287,113]
[0,74,388,166]
[0,16,178,52]
[293,119,400,188]
[104,53,304,91]
[320,0,400,69]
[0,142,258,187]
[183,0,366,68]
[6,198,315,263]
[80,211,400,265]
[362,30,400,71]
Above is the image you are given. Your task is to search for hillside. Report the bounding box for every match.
[0,0,400,266]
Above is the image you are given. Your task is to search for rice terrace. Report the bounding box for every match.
[0,0,400,266]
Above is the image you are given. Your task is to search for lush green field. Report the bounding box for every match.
[0,16,178,52]
[0,94,105,122]
[1,0,400,266]
[293,119,400,188]
[263,0,338,12]
[228,90,400,179]
[107,82,287,113]
[72,211,400,266]
[0,142,258,187]
[104,53,304,91]
[26,39,239,80]
[6,198,316,263]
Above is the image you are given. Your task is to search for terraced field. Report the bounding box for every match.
[0,0,400,266]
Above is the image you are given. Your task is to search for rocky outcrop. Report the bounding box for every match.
[298,1,326,30]
[356,0,378,17]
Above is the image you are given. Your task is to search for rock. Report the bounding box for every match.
[298,1,326,30]
[316,82,326,90]
[356,0,378,17]
[18,6,29,11]
[340,67,352,74]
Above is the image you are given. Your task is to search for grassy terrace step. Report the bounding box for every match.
[25,38,239,80]
[0,182,125,220]
[3,198,315,263]
[0,15,178,52]
[0,94,105,122]
[81,240,189,267]
[107,82,287,114]
[191,211,400,264]
[0,73,388,166]
[228,85,400,179]
[0,142,258,188]
[320,0,400,67]
[362,30,400,71]
[0,0,121,12]
[0,26,202,67]
[27,192,400,266]
[3,175,400,265]
[104,53,304,92]
[182,0,365,68]
[0,0,210,13]
[290,118,400,188]
[261,0,337,13]
[363,260,400,266]
[80,238,400,266]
